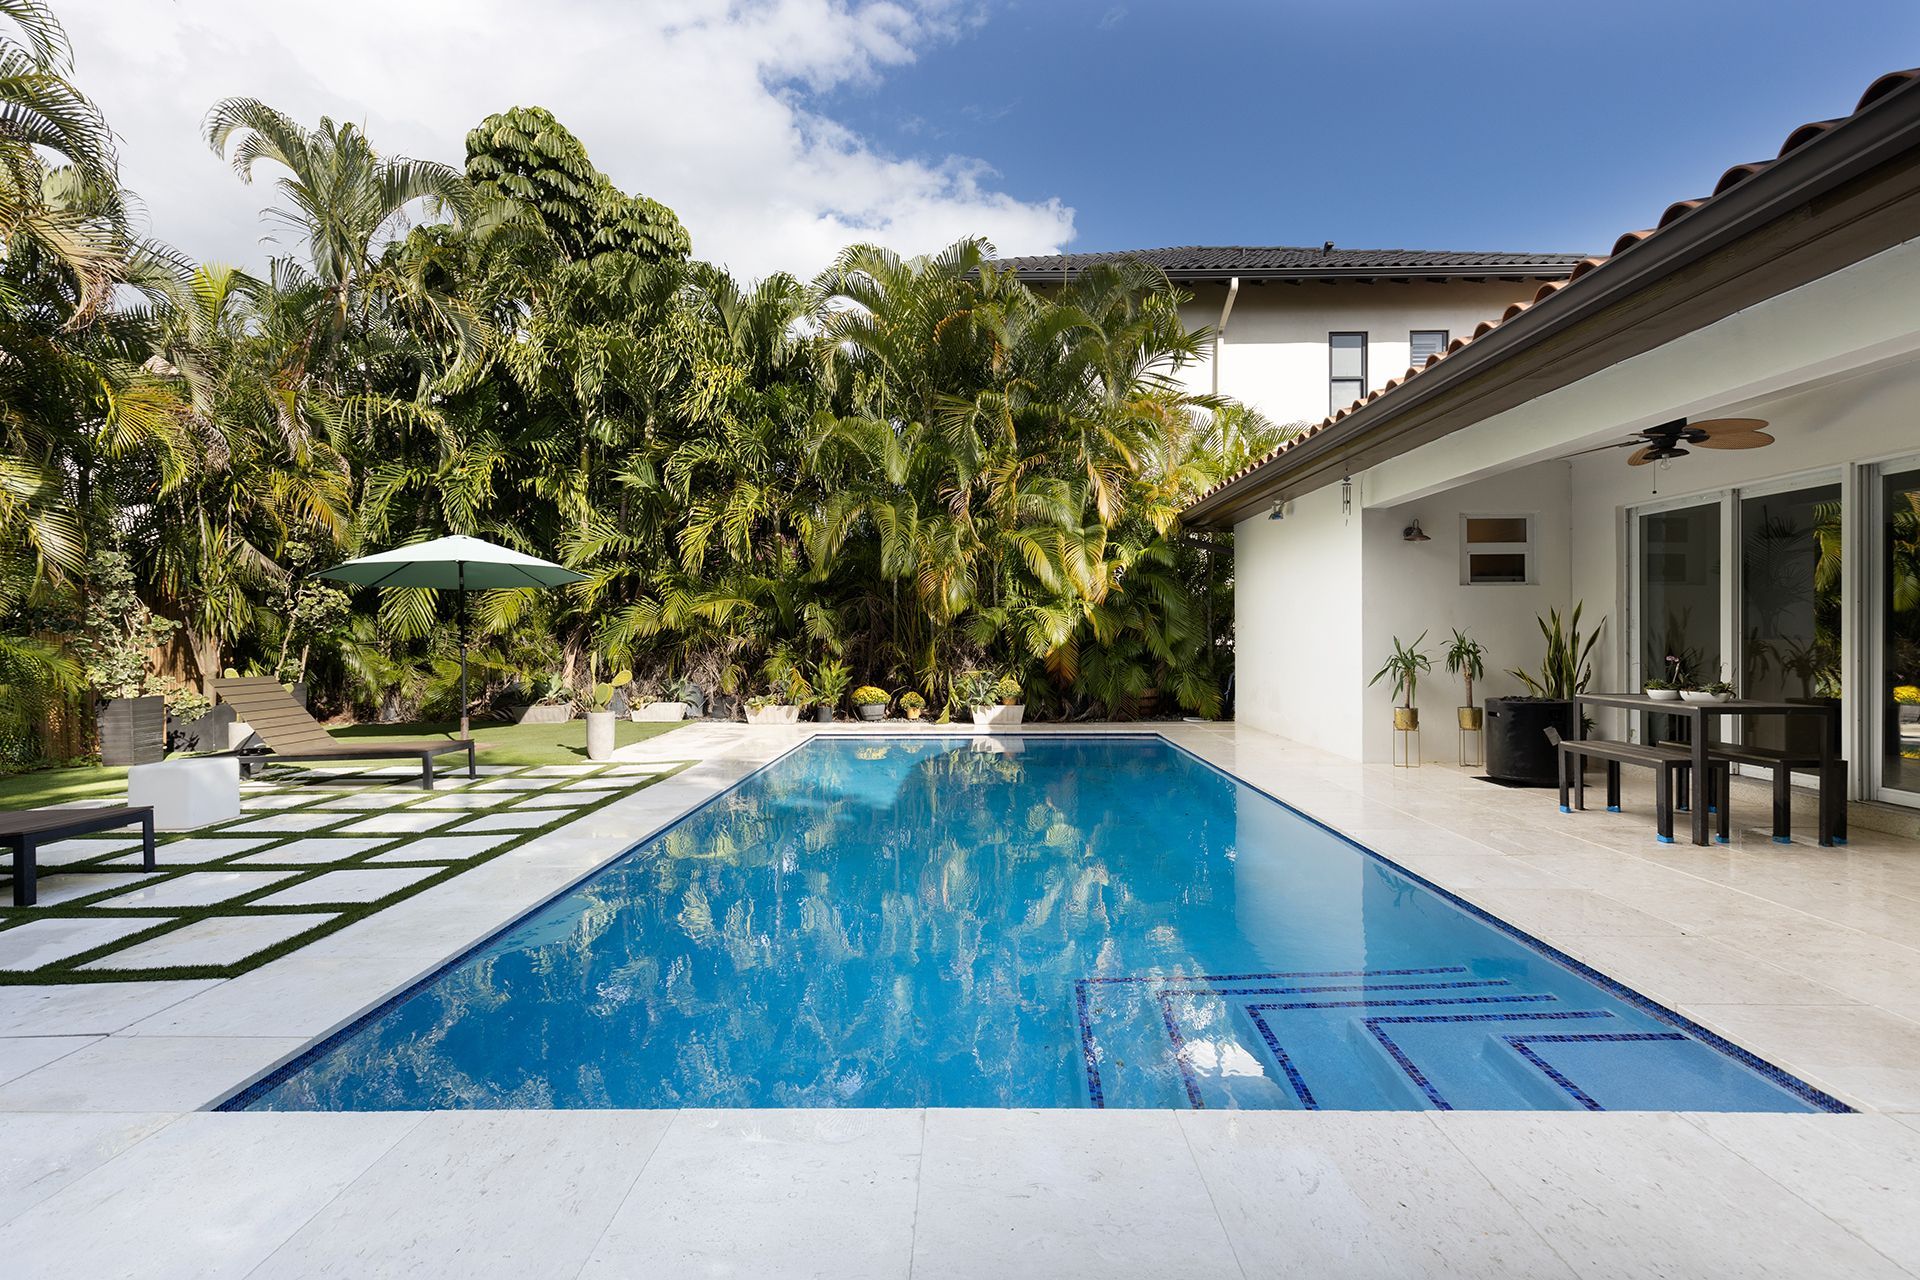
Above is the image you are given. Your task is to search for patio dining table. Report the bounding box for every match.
[1573,693,1845,848]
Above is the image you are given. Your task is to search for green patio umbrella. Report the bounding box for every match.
[317,534,586,740]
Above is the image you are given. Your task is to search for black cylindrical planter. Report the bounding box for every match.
[1484,697,1573,785]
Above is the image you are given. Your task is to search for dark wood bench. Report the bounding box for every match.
[1546,729,1728,844]
[1664,741,1849,845]
[2,806,156,908]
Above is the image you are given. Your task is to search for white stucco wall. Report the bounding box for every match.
[1231,482,1364,757]
[1359,463,1574,764]
[1177,280,1552,427]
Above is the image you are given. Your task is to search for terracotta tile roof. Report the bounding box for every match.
[1186,66,1920,513]
[1000,244,1584,281]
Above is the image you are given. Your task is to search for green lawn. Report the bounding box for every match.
[0,716,690,808]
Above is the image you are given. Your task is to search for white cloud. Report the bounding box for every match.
[60,0,1074,282]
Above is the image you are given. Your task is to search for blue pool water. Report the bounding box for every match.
[235,736,1842,1112]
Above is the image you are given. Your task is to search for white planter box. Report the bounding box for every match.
[128,757,240,831]
[517,703,576,724]
[746,705,800,725]
[971,705,1025,727]
[633,701,686,722]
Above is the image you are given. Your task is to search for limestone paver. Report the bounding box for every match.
[229,837,396,865]
[0,1034,309,1112]
[0,918,160,971]
[220,812,343,835]
[363,834,515,862]
[95,871,298,910]
[0,1112,176,1227]
[80,913,336,971]
[103,836,273,865]
[0,871,158,908]
[336,811,456,836]
[248,866,440,908]
[449,809,555,833]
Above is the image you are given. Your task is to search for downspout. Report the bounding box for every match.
[1211,276,1240,397]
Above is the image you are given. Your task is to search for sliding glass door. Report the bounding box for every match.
[1739,482,1842,757]
[1637,501,1721,745]
[1876,463,1920,803]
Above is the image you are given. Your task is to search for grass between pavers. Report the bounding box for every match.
[0,717,690,809]
[0,760,691,984]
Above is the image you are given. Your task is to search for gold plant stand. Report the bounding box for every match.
[1457,706,1484,769]
[1393,707,1421,768]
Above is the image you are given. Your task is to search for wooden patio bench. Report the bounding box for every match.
[215,677,476,790]
[3,806,156,908]
[1546,728,1728,844]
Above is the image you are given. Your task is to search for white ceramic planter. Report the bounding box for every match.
[746,705,800,725]
[1644,688,1680,701]
[585,709,617,760]
[632,701,686,722]
[971,704,1025,726]
[1679,690,1731,703]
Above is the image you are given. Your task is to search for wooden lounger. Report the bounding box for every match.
[215,677,476,790]
[1546,728,1728,844]
[2,805,155,908]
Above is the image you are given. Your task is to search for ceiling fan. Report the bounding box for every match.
[1572,417,1774,466]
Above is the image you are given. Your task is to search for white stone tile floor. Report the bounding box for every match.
[0,1036,98,1087]
[362,834,515,862]
[219,812,345,835]
[409,792,512,811]
[507,793,598,810]
[288,790,427,811]
[228,837,396,866]
[0,1034,310,1112]
[0,872,158,908]
[0,918,160,971]
[523,764,605,776]
[79,913,336,971]
[95,871,297,910]
[103,836,273,866]
[448,809,555,833]
[466,776,551,791]
[248,867,440,907]
[0,1112,176,1225]
[335,811,457,835]
[0,980,220,1037]
[27,837,145,865]
[238,792,322,812]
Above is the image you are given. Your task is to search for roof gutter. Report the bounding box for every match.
[1211,276,1239,397]
[1181,72,1920,528]
[1014,263,1579,286]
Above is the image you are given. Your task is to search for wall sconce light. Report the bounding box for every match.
[1402,518,1430,542]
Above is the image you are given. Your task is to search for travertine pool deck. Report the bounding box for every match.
[2,720,1919,1278]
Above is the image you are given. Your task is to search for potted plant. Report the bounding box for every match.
[744,693,800,725]
[1370,632,1430,733]
[899,690,926,721]
[634,675,699,722]
[1444,628,1486,732]
[1487,603,1604,785]
[961,672,1025,726]
[812,660,853,723]
[851,685,889,721]
[1642,677,1679,701]
[517,674,576,724]
[1682,674,1735,704]
[585,668,631,760]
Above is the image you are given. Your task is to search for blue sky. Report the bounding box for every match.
[819,0,1920,257]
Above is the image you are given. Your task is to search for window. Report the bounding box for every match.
[1410,329,1449,365]
[1329,332,1366,413]
[1461,514,1533,585]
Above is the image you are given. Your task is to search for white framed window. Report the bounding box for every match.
[1460,513,1534,585]
[1329,332,1366,412]
[1410,329,1449,364]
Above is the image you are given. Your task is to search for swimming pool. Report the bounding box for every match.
[232,735,1844,1112]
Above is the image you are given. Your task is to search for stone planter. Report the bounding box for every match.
[746,705,800,725]
[632,701,686,722]
[1484,697,1573,785]
[98,694,165,766]
[517,703,575,725]
[585,709,617,761]
[971,704,1024,727]
[855,704,886,721]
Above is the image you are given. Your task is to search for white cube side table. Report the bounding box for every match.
[127,757,242,830]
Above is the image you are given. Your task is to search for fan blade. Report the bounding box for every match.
[1690,417,1769,436]
[1694,429,1774,450]
[1627,445,1660,466]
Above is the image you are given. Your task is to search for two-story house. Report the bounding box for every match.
[1001,245,1585,427]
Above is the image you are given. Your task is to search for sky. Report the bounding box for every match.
[59,0,1920,283]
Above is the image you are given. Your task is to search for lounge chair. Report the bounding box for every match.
[214,676,476,790]
[3,805,155,907]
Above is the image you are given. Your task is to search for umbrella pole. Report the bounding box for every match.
[458,563,470,741]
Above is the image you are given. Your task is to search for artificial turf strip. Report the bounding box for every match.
[0,761,691,984]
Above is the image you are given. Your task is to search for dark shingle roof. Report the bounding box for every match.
[998,244,1587,283]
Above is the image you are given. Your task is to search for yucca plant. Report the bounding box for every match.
[1507,604,1604,699]
[1444,628,1487,710]
[1370,631,1431,711]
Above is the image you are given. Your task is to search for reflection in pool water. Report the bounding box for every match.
[236,736,1842,1112]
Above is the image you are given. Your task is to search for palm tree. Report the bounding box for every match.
[204,98,473,350]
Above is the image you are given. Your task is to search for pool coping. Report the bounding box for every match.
[213,729,1849,1115]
